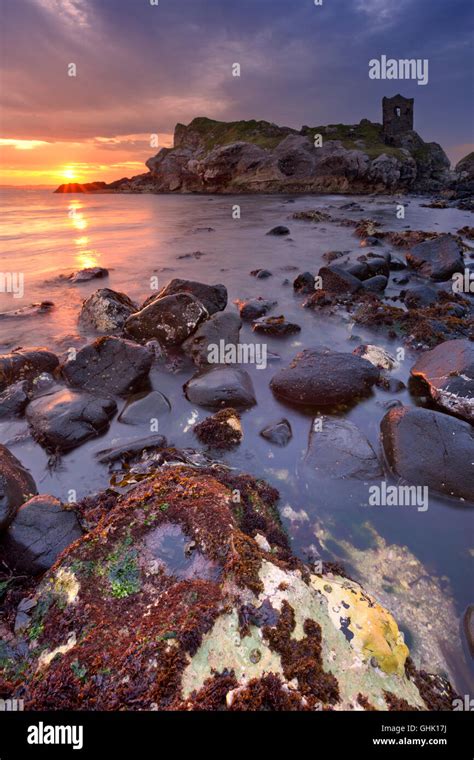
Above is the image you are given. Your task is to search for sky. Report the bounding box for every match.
[0,0,473,185]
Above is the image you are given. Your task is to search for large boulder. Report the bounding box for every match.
[62,337,153,397]
[318,266,362,294]
[26,389,117,453]
[124,293,208,346]
[0,445,37,531]
[406,235,464,281]
[303,418,382,481]
[410,339,474,423]
[2,495,82,574]
[182,312,241,366]
[7,466,446,711]
[142,279,227,315]
[79,288,137,334]
[0,380,30,418]
[0,348,58,392]
[380,406,474,502]
[270,349,379,408]
[184,366,256,409]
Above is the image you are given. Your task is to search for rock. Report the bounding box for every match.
[353,345,399,371]
[142,279,227,316]
[406,235,464,281]
[318,266,362,294]
[345,262,371,281]
[365,256,390,278]
[0,348,59,392]
[184,366,256,409]
[118,390,171,425]
[403,285,439,309]
[95,434,167,465]
[252,315,301,336]
[270,349,379,408]
[182,312,241,366]
[266,225,290,236]
[0,301,55,320]
[250,269,272,279]
[293,272,315,293]
[3,495,82,574]
[389,256,406,271]
[235,297,277,321]
[463,605,474,659]
[363,275,388,293]
[62,337,153,397]
[124,293,208,346]
[69,267,109,284]
[380,406,474,502]
[26,389,117,453]
[410,339,474,423]
[79,288,137,334]
[303,418,382,480]
[0,445,37,531]
[259,418,292,447]
[323,251,345,263]
[10,466,443,710]
[193,408,242,449]
[360,236,381,247]
[0,380,30,418]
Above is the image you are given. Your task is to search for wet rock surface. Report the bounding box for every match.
[252,315,301,336]
[0,348,59,393]
[380,405,474,502]
[184,366,257,409]
[69,267,109,284]
[0,446,37,531]
[79,288,137,334]
[124,292,208,346]
[142,278,227,315]
[303,418,383,481]
[235,297,277,321]
[62,336,153,397]
[0,380,30,418]
[259,418,292,446]
[318,266,362,294]
[270,348,379,408]
[182,312,241,366]
[117,390,171,425]
[26,389,117,453]
[406,234,464,281]
[2,495,83,574]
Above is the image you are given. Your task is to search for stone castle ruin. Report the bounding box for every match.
[382,94,414,142]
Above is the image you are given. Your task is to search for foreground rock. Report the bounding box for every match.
[4,466,451,710]
[0,446,37,531]
[410,339,474,423]
[182,312,241,366]
[270,349,379,408]
[62,337,152,397]
[406,235,464,281]
[0,348,59,393]
[2,495,82,574]
[252,315,301,336]
[353,345,399,371]
[124,293,208,345]
[143,279,227,315]
[118,390,171,425]
[0,380,30,418]
[380,406,474,502]
[184,366,256,409]
[69,267,109,284]
[303,418,382,481]
[26,389,117,453]
[235,297,277,321]
[259,419,292,447]
[194,408,242,449]
[79,288,137,334]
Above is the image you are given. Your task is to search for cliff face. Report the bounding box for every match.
[113,116,453,195]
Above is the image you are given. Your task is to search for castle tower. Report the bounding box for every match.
[382,95,414,141]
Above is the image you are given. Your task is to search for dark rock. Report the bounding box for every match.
[259,418,292,447]
[0,301,55,320]
[270,348,379,408]
[250,269,273,279]
[293,272,315,293]
[194,408,242,449]
[26,389,117,453]
[318,266,362,294]
[3,495,82,574]
[235,297,277,321]
[0,380,30,418]
[406,234,464,281]
[69,267,109,284]
[463,605,474,659]
[323,251,345,264]
[79,288,137,334]
[184,366,256,409]
[345,262,371,281]
[252,315,301,336]
[380,405,474,502]
[62,336,152,397]
[366,257,390,278]
[182,312,241,366]
[0,445,37,531]
[389,256,407,271]
[142,279,227,315]
[266,225,290,236]
[124,293,208,346]
[360,236,381,247]
[95,434,167,465]
[0,348,59,393]
[403,285,439,309]
[303,418,382,480]
[118,390,171,425]
[410,338,473,422]
[363,275,388,293]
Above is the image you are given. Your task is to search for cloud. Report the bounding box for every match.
[31,0,90,28]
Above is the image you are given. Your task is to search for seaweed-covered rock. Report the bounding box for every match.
[62,337,153,397]
[0,445,37,531]
[142,279,227,315]
[184,366,256,409]
[5,467,441,711]
[380,405,474,502]
[252,315,301,336]
[303,417,382,481]
[124,293,208,346]
[410,339,474,423]
[2,495,82,574]
[182,312,241,366]
[79,288,137,334]
[406,235,464,281]
[26,389,117,453]
[0,347,59,393]
[270,349,379,408]
[193,408,242,449]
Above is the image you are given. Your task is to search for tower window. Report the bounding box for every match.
[395,107,401,117]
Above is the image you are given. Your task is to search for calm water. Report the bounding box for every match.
[0,188,473,692]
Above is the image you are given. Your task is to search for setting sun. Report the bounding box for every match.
[62,167,77,180]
